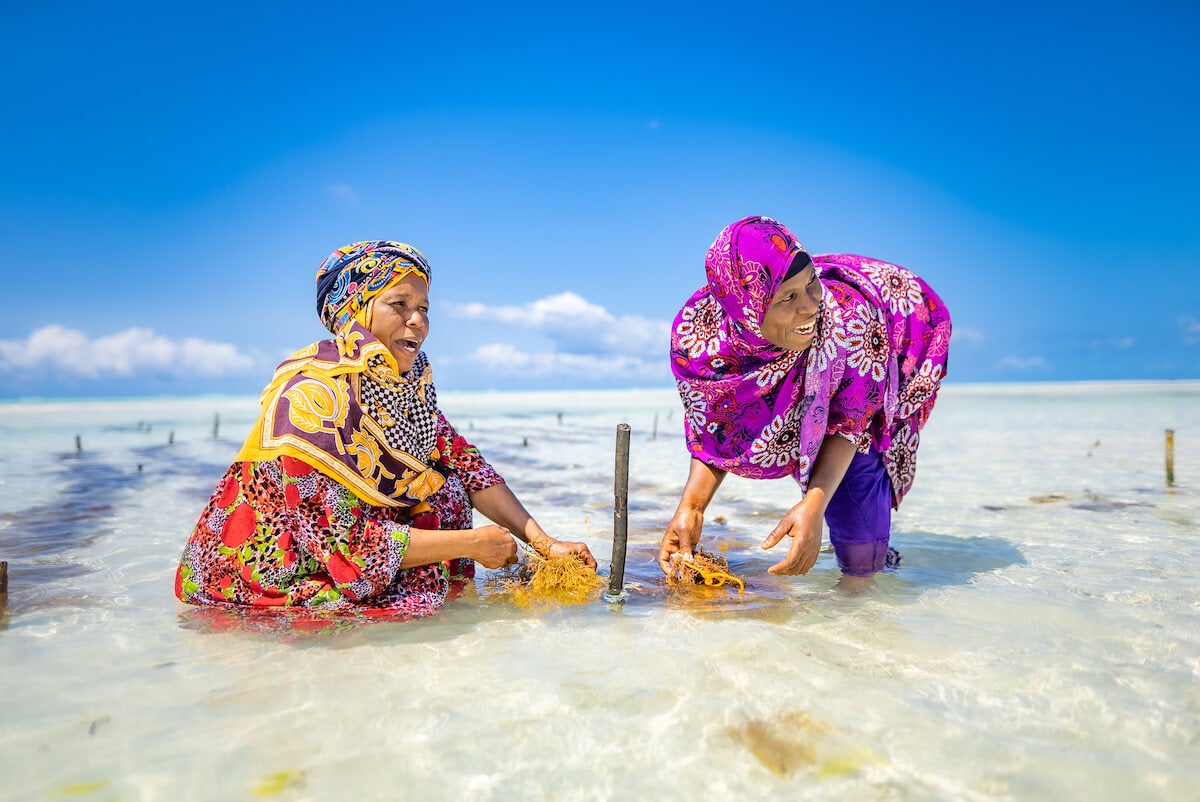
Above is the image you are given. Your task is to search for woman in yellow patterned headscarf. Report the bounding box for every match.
[175,240,595,616]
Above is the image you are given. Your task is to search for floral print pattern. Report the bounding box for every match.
[176,413,503,615]
[670,217,951,505]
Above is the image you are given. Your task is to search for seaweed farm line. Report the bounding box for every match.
[0,382,1197,800]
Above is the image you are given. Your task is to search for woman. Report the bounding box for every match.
[658,216,950,581]
[176,240,595,616]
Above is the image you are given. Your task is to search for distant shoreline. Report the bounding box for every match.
[2,377,1199,406]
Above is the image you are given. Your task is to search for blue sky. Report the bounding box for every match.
[2,1,1197,398]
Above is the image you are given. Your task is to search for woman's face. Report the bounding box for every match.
[760,262,823,351]
[367,272,430,372]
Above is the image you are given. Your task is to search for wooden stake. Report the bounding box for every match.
[607,423,631,602]
[0,561,7,594]
[75,435,82,452]
[1166,429,1175,487]
[213,413,220,439]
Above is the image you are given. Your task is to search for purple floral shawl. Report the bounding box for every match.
[670,217,951,506]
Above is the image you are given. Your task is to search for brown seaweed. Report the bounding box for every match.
[664,550,745,595]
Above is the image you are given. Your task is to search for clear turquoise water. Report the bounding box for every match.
[0,383,1197,801]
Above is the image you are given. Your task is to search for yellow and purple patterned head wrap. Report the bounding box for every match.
[315,240,432,334]
[235,239,444,509]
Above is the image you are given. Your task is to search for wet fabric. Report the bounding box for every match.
[176,413,503,614]
[671,216,952,506]
[824,449,894,576]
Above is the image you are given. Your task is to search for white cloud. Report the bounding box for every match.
[997,355,1049,371]
[0,325,258,379]
[444,292,669,357]
[461,342,668,381]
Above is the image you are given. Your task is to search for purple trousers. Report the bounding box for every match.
[824,448,895,576]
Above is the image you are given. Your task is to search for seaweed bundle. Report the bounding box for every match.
[486,553,606,609]
[665,549,745,594]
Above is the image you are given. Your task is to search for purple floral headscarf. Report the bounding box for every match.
[670,216,951,505]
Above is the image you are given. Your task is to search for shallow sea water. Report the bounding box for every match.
[0,382,1197,801]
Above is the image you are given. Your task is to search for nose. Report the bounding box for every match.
[800,282,824,317]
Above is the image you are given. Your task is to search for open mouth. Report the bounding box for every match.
[401,337,422,352]
[793,318,818,336]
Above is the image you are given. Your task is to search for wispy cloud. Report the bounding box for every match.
[444,292,669,357]
[0,325,258,379]
[951,326,984,349]
[1089,336,1134,350]
[327,182,358,202]
[997,355,1049,372]
[1182,317,1200,346]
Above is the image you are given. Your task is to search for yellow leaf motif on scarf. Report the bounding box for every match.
[348,428,396,482]
[284,378,349,433]
[337,329,365,360]
[417,365,434,401]
[403,466,444,500]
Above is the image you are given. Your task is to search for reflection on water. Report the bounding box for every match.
[0,385,1198,801]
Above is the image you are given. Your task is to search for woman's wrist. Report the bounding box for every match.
[527,527,554,551]
[798,488,831,518]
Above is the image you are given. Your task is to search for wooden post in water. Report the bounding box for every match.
[1166,429,1175,487]
[75,435,82,453]
[213,413,220,439]
[607,424,631,602]
[0,561,7,594]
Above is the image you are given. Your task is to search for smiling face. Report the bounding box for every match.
[367,272,430,372]
[760,260,823,351]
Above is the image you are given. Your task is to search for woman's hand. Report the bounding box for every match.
[470,484,596,569]
[469,524,519,569]
[760,500,823,575]
[761,435,858,577]
[659,459,726,575]
[658,507,705,574]
[541,538,598,569]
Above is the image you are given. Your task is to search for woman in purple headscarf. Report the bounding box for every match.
[658,217,951,582]
[177,240,595,617]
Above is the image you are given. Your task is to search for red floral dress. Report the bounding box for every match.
[175,412,503,617]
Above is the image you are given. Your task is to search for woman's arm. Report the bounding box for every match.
[399,524,517,569]
[658,458,727,574]
[469,483,597,569]
[761,434,857,575]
